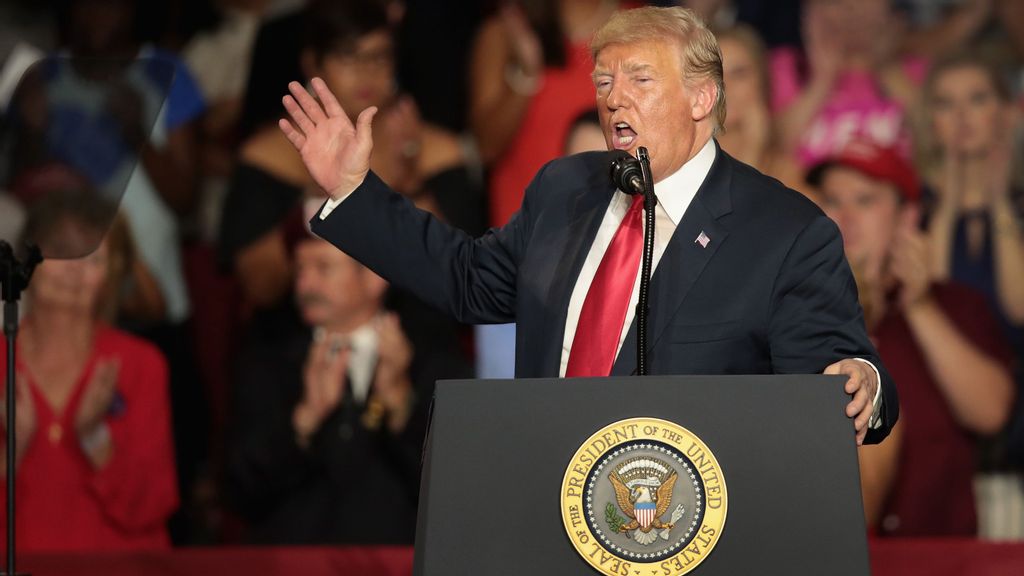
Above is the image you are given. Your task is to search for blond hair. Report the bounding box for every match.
[591,6,726,131]
[914,50,1023,190]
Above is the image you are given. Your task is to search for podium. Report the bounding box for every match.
[413,375,869,575]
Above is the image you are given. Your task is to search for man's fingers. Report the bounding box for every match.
[843,367,861,394]
[282,94,315,137]
[846,385,868,418]
[853,405,871,431]
[355,106,379,149]
[279,118,306,150]
[288,80,327,125]
[312,77,347,121]
[823,361,841,375]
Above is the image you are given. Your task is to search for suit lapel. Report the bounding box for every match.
[612,147,735,376]
[535,171,617,377]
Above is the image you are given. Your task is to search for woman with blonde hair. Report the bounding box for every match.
[0,189,178,551]
[916,50,1024,539]
[714,25,806,198]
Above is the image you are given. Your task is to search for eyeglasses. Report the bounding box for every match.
[329,48,395,72]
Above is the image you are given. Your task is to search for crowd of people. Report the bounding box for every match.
[0,0,1022,550]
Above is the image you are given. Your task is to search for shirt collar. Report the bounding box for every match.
[652,137,717,226]
[347,321,379,357]
[313,319,380,404]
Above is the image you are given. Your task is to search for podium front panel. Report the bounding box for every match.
[413,375,869,576]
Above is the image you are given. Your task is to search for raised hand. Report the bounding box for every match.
[280,78,379,199]
[988,106,1018,207]
[889,205,932,310]
[500,3,544,79]
[803,1,843,85]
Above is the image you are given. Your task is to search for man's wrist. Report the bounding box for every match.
[319,176,368,220]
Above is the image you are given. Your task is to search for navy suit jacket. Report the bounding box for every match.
[310,142,898,444]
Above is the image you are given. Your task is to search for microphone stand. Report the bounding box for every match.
[0,240,40,576]
[635,147,656,376]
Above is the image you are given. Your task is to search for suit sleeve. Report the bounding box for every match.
[224,343,320,522]
[767,214,899,444]
[308,167,546,325]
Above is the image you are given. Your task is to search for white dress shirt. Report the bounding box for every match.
[558,138,717,377]
[316,320,379,404]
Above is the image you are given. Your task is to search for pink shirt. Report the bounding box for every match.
[770,47,927,167]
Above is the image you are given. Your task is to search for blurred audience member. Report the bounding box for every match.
[470,0,625,227]
[220,0,477,312]
[474,107,607,379]
[916,51,1024,539]
[182,0,270,243]
[917,52,1024,337]
[59,0,205,320]
[225,218,471,544]
[812,140,1014,537]
[9,164,167,322]
[396,0,487,134]
[0,190,178,551]
[675,0,736,30]
[772,0,924,168]
[563,108,606,155]
[57,0,209,543]
[898,0,994,59]
[715,25,806,197]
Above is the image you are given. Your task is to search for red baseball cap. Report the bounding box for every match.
[807,140,920,202]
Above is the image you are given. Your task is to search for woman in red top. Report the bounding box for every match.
[470,0,627,227]
[1,192,178,551]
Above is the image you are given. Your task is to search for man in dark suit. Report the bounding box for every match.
[225,233,472,543]
[279,6,896,445]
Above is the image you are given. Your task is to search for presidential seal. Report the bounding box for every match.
[561,418,727,576]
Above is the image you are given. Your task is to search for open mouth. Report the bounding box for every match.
[613,121,638,149]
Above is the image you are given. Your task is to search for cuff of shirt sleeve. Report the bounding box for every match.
[319,195,346,219]
[853,358,884,429]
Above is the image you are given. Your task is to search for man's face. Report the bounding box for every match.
[293,239,383,328]
[593,39,711,182]
[819,166,902,271]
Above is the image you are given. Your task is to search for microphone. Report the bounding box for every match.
[608,150,645,195]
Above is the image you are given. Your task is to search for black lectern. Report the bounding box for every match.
[413,375,869,576]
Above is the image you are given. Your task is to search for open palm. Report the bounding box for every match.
[280,77,379,198]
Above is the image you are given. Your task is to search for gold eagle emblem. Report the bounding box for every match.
[608,457,685,545]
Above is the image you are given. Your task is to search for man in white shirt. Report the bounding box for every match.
[278,6,896,445]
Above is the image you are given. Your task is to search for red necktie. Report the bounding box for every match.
[566,195,645,377]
